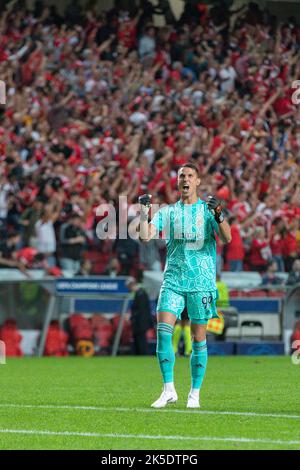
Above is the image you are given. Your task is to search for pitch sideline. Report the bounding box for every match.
[0,428,299,447]
[0,403,299,420]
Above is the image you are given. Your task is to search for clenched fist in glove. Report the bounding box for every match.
[138,194,152,219]
[206,195,224,224]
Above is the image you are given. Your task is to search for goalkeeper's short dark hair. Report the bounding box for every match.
[178,162,200,177]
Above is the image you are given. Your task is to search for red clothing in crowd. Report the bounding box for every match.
[226,224,245,261]
[273,96,294,116]
[0,320,23,356]
[270,233,284,256]
[118,21,137,49]
[282,232,298,257]
[249,239,269,266]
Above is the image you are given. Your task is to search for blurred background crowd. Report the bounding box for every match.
[0,0,299,279]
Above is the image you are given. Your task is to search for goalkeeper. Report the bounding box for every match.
[139,163,231,408]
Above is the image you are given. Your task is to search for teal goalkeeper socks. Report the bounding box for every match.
[190,340,208,390]
[156,323,175,383]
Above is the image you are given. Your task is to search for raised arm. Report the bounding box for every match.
[138,194,157,243]
[206,195,232,244]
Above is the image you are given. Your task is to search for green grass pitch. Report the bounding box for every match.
[0,356,299,450]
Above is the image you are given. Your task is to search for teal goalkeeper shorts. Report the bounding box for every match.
[157,286,219,325]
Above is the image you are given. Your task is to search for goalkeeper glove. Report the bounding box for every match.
[138,194,152,219]
[206,195,224,223]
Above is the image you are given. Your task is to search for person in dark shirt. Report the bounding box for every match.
[0,232,20,260]
[261,260,284,286]
[20,197,43,246]
[76,259,93,277]
[286,259,300,286]
[50,135,73,159]
[102,257,121,278]
[126,276,153,355]
[95,13,116,45]
[60,214,86,273]
[114,235,139,275]
[0,232,28,275]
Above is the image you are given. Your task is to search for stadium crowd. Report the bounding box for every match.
[0,0,299,277]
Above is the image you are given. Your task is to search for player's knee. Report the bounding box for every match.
[156,323,174,351]
[157,311,177,325]
[191,324,207,343]
[192,334,206,343]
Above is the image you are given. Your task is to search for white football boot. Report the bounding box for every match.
[187,389,200,409]
[151,386,178,408]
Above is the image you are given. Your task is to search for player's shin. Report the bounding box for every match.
[189,339,208,398]
[156,322,175,387]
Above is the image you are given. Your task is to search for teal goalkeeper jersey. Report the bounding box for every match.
[150,199,219,292]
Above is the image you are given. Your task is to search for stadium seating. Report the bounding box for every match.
[239,320,264,340]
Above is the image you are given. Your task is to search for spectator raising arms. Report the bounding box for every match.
[35,201,62,268]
